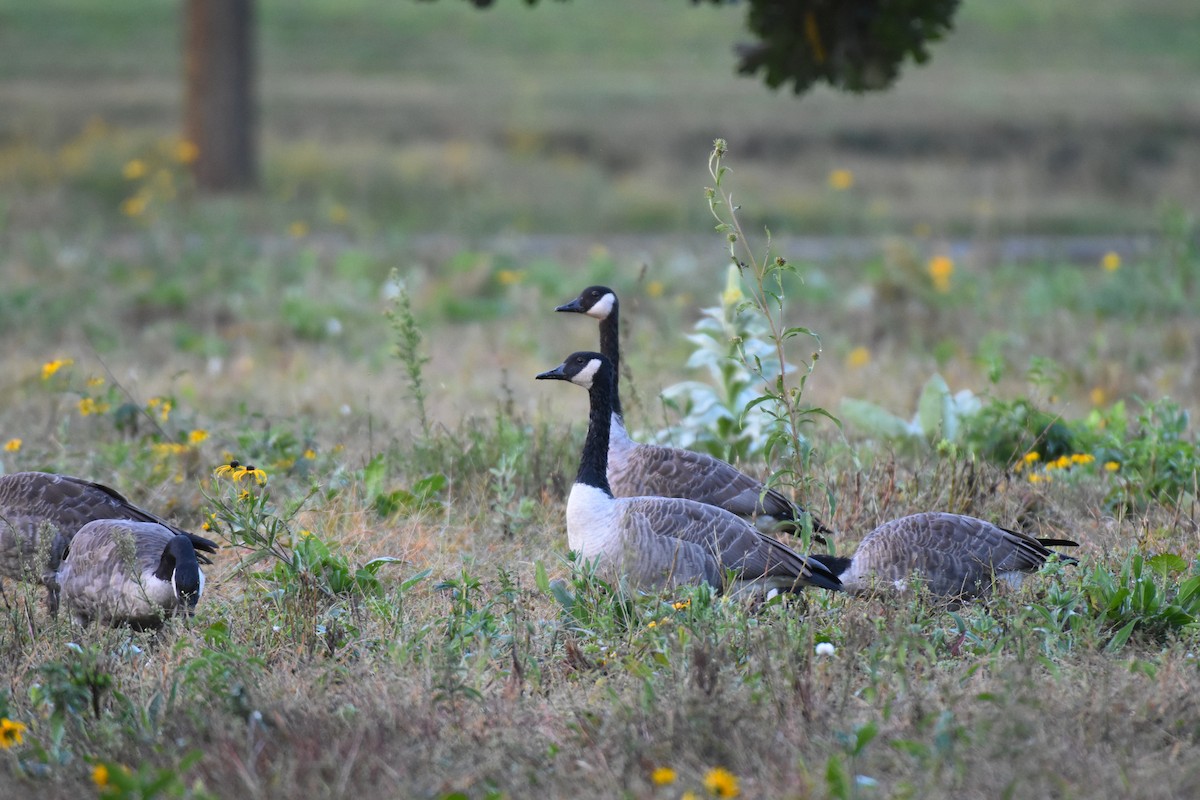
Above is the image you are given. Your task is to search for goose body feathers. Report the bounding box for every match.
[812,512,1078,599]
[0,471,215,611]
[56,520,211,628]
[539,351,841,595]
[556,286,829,538]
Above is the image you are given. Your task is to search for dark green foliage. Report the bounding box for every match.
[963,398,1075,465]
[697,0,961,93]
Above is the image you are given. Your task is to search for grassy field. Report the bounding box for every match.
[2,2,1200,799]
[1,0,1199,233]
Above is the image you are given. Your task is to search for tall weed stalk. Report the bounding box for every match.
[704,138,840,522]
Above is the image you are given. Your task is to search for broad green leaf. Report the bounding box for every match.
[1147,553,1188,578]
[840,398,912,440]
[1106,619,1137,652]
[917,373,952,441]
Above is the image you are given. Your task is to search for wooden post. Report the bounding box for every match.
[183,0,258,191]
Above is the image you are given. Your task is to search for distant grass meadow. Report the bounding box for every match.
[2,2,1200,798]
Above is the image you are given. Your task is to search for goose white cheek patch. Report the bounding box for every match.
[586,293,615,319]
[571,358,604,388]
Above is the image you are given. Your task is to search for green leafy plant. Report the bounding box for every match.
[658,140,838,520]
[386,269,432,436]
[658,265,792,462]
[1083,553,1200,650]
[841,373,981,450]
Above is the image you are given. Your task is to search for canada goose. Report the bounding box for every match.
[808,512,1079,600]
[555,285,829,540]
[0,471,217,612]
[55,520,212,628]
[536,351,841,595]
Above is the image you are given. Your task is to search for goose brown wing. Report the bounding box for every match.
[621,497,828,589]
[0,472,214,568]
[853,513,1068,597]
[616,444,827,532]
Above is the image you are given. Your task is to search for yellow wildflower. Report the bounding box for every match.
[92,764,110,788]
[148,398,173,423]
[650,766,677,785]
[288,220,309,238]
[78,397,111,416]
[214,460,241,478]
[927,255,954,293]
[175,139,200,164]
[647,621,657,629]
[87,376,105,388]
[1071,453,1095,466]
[152,442,188,457]
[120,193,148,218]
[682,793,699,800]
[303,448,317,460]
[846,346,871,369]
[703,767,740,798]
[1101,251,1121,272]
[827,168,854,191]
[1104,461,1120,472]
[496,269,524,286]
[1090,387,1107,406]
[1028,473,1050,484]
[0,718,27,748]
[646,280,664,298]
[234,464,268,485]
[42,358,74,380]
[122,159,147,180]
[3,438,21,452]
[1024,452,1040,464]
[189,429,209,445]
[673,599,691,610]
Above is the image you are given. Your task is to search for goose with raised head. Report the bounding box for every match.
[556,285,829,540]
[808,512,1078,600]
[55,520,212,628]
[536,351,841,594]
[0,471,217,612]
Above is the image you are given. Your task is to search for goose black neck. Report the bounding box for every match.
[577,364,615,496]
[158,535,201,602]
[598,306,623,419]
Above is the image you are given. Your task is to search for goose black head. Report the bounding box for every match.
[555,286,617,320]
[535,351,610,390]
[155,534,204,610]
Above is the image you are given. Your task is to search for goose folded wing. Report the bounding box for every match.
[621,497,814,584]
[626,446,800,520]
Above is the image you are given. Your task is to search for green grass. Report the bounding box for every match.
[0,184,1198,795]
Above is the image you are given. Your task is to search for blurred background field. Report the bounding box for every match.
[2,0,1199,235]
[1,0,1197,429]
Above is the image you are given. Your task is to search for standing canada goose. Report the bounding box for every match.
[808,512,1078,600]
[55,520,212,628]
[536,351,841,594]
[0,471,217,613]
[555,285,829,540]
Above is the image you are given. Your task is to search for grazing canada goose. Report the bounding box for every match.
[0,471,217,612]
[808,512,1079,600]
[55,520,213,628]
[536,351,841,595]
[556,285,829,540]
